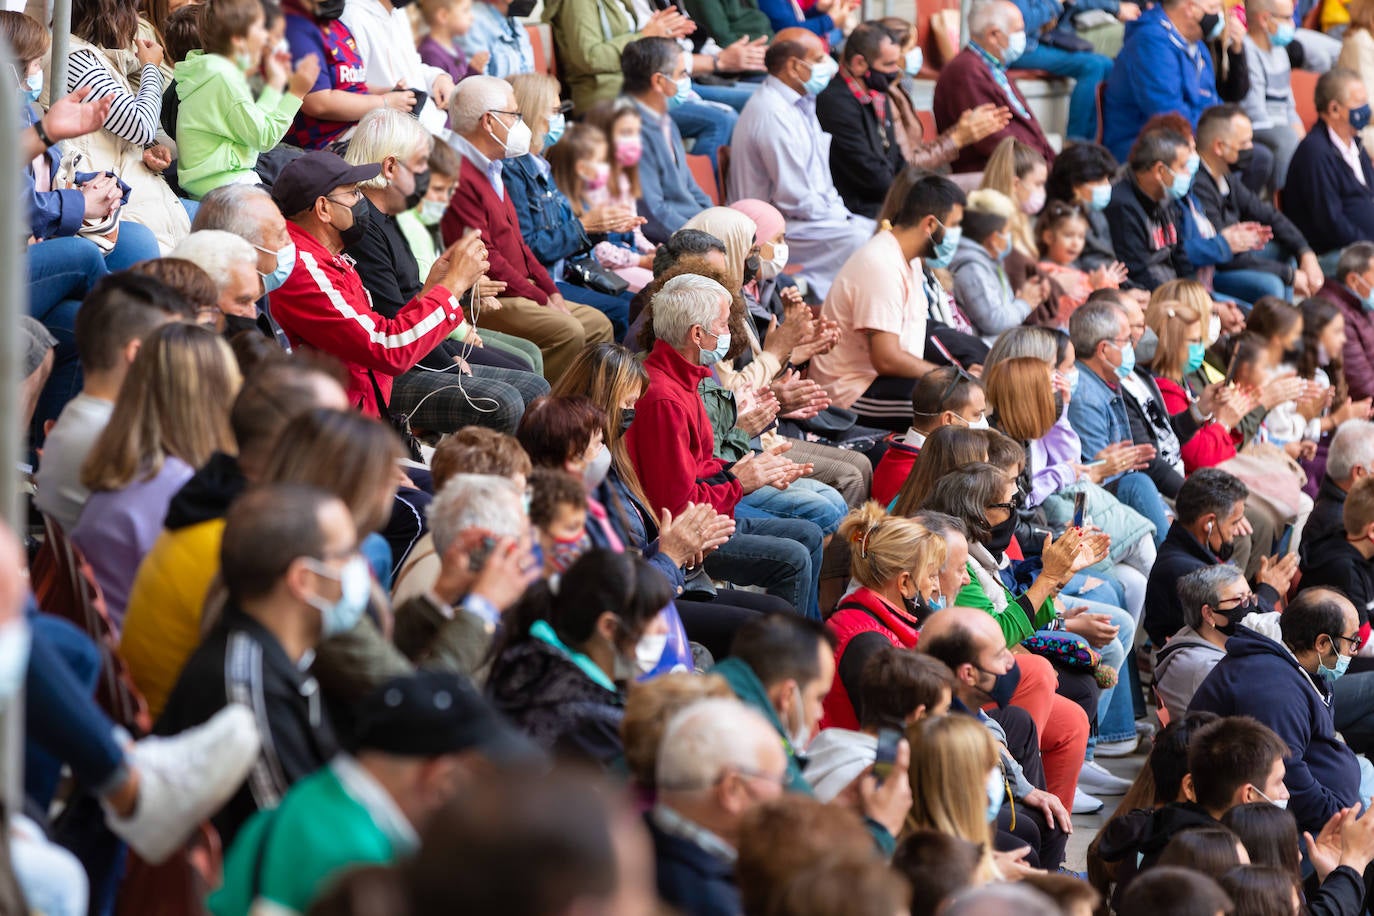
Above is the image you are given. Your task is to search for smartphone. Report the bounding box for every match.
[467,535,498,573]
[873,728,901,782]
[1072,491,1087,528]
[1223,350,1240,387]
[396,86,428,112]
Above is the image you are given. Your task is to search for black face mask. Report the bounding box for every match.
[315,0,346,20]
[863,68,897,93]
[1199,11,1221,38]
[1213,534,1236,563]
[986,515,1017,556]
[1212,613,1239,637]
[506,0,537,16]
[222,313,262,338]
[743,252,760,284]
[976,662,1021,708]
[619,408,635,435]
[404,168,431,211]
[1232,146,1254,172]
[338,197,370,248]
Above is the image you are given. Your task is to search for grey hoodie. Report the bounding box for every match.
[949,236,1030,345]
[1153,626,1226,722]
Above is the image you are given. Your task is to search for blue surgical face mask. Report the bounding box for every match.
[1089,182,1112,211]
[22,71,41,103]
[1115,340,1136,378]
[1319,637,1353,681]
[1360,278,1374,313]
[1186,151,1201,176]
[699,329,731,366]
[544,111,566,146]
[256,242,297,294]
[1351,103,1372,132]
[1272,20,1296,46]
[667,74,692,108]
[903,47,923,76]
[1168,163,1194,199]
[995,231,1011,262]
[1064,366,1080,396]
[1186,341,1206,373]
[985,768,1006,823]
[927,222,961,269]
[303,554,371,637]
[803,54,839,95]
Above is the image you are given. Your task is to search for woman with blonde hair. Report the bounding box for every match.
[904,713,1003,882]
[821,503,947,730]
[73,323,240,625]
[504,71,636,339]
[981,137,1051,260]
[1152,277,1246,360]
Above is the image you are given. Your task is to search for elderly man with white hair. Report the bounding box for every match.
[932,0,1057,172]
[170,230,264,334]
[649,697,787,915]
[442,75,613,382]
[393,473,538,678]
[340,108,549,435]
[1304,418,1374,565]
[625,272,826,618]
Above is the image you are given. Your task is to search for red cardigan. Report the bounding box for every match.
[441,156,558,306]
[1156,375,1238,473]
[625,340,743,517]
[872,436,919,507]
[933,48,1055,173]
[821,587,921,731]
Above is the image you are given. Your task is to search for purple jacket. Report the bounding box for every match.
[1317,278,1374,403]
[417,35,480,84]
[1027,413,1082,508]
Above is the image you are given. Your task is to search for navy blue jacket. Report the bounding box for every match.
[1189,627,1361,833]
[1143,520,1281,645]
[1282,124,1374,256]
[22,102,89,242]
[647,816,742,916]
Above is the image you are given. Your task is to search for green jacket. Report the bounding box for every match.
[209,758,416,916]
[543,0,638,112]
[700,379,754,463]
[955,560,1057,648]
[713,657,896,856]
[680,0,772,48]
[173,51,302,199]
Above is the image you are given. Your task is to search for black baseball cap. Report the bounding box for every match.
[350,671,543,764]
[271,150,382,216]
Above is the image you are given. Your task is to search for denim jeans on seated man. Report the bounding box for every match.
[705,515,824,619]
[735,476,847,537]
[1331,671,1374,757]
[1213,241,1292,306]
[670,95,739,171]
[1011,44,1114,143]
[27,237,110,445]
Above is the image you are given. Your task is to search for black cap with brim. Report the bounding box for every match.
[271,150,383,217]
[350,670,545,765]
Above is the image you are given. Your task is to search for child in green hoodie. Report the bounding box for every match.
[173,0,319,199]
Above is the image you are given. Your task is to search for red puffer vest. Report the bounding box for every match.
[821,587,922,731]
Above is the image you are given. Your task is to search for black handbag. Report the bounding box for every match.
[369,371,425,463]
[564,253,630,296]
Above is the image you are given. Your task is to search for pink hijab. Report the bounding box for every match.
[729,199,786,245]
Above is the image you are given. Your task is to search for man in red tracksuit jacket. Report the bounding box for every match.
[269,151,489,416]
[625,273,826,618]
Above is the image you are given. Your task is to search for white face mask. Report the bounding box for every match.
[583,444,612,488]
[417,198,447,226]
[0,618,31,707]
[1208,312,1222,345]
[787,682,813,751]
[758,242,789,280]
[635,632,668,674]
[489,111,532,159]
[963,414,991,430]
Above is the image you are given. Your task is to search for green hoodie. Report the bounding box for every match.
[174,51,303,199]
[713,657,896,856]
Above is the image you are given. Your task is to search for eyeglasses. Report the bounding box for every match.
[988,488,1026,513]
[1331,633,1361,651]
[325,189,361,206]
[914,366,975,417]
[487,109,523,124]
[1216,592,1257,610]
[726,767,788,788]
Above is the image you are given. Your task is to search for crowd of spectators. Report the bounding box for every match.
[11,0,1374,911]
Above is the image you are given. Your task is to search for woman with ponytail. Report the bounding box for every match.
[485,549,673,766]
[820,503,947,731]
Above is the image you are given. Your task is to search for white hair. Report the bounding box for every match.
[650,274,731,349]
[192,184,275,244]
[346,108,432,190]
[428,473,526,553]
[1329,419,1374,482]
[655,698,778,791]
[170,230,258,292]
[450,75,515,136]
[967,0,1012,39]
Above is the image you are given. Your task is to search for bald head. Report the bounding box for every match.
[766,29,831,94]
[918,607,1013,705]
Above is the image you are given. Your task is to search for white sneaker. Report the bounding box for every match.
[1079,759,1133,796]
[1072,787,1104,815]
[1095,736,1141,758]
[105,704,261,864]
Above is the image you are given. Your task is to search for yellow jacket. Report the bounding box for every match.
[120,519,225,720]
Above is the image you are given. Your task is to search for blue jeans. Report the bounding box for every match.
[1063,577,1137,748]
[692,80,758,113]
[1014,44,1114,143]
[736,477,847,537]
[27,237,110,443]
[1212,269,1287,307]
[670,96,739,171]
[556,280,631,341]
[705,515,823,619]
[1108,470,1170,548]
[1332,670,1374,756]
